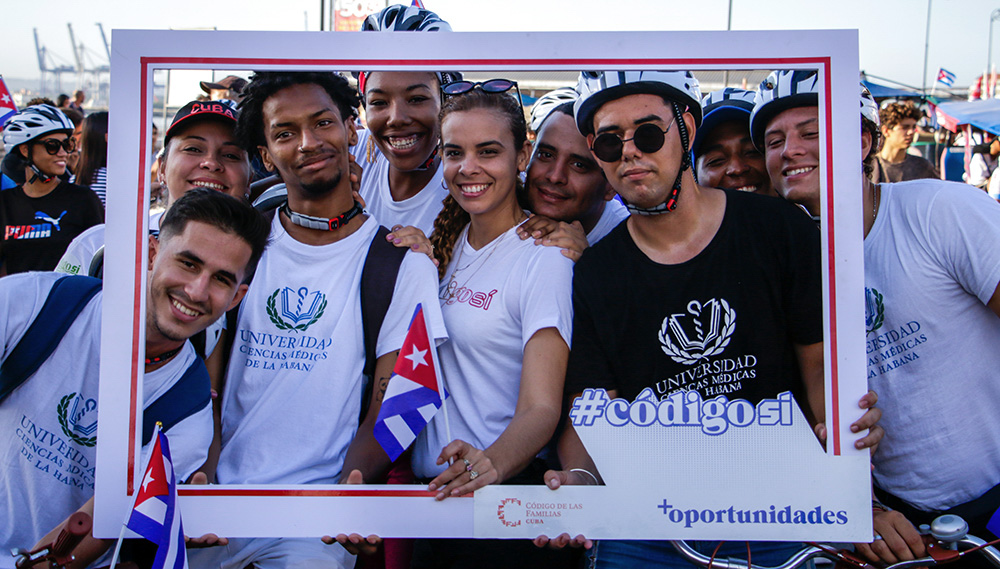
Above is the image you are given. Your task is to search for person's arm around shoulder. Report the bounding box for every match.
[517,215,589,262]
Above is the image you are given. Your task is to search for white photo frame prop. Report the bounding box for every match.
[95,29,870,541]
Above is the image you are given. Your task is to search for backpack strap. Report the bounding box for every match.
[358,226,408,423]
[142,356,211,445]
[0,276,102,403]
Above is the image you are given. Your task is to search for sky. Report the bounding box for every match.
[3,0,993,90]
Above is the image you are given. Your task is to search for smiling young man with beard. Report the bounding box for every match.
[193,71,444,569]
[0,188,268,569]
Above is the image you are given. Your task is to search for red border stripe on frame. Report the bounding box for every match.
[127,55,841,497]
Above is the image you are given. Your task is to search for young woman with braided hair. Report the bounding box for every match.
[412,85,576,569]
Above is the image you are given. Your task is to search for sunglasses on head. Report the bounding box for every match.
[441,79,523,107]
[591,116,678,163]
[38,137,76,156]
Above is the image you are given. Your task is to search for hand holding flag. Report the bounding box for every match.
[373,304,449,461]
[111,425,189,569]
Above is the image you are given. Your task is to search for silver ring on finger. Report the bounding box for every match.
[469,470,479,480]
[872,533,883,541]
[463,459,471,471]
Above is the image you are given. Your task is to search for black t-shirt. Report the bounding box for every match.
[873,154,940,184]
[566,190,822,406]
[0,181,104,274]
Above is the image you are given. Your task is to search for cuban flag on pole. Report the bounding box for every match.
[125,426,188,569]
[373,304,448,461]
[937,68,957,87]
[411,0,426,8]
[0,76,17,130]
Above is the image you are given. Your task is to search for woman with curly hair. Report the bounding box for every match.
[412,83,575,569]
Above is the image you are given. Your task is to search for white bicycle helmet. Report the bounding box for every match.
[860,83,879,127]
[692,88,757,157]
[357,5,461,95]
[575,71,603,101]
[3,105,75,184]
[573,71,703,215]
[3,104,74,149]
[751,71,882,150]
[362,4,452,32]
[530,87,578,133]
[750,70,820,151]
[574,70,702,136]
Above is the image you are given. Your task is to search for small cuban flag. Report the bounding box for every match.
[373,304,447,461]
[937,68,957,87]
[124,426,189,569]
[0,76,17,130]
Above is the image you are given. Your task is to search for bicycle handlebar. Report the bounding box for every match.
[668,514,1000,569]
[11,512,92,569]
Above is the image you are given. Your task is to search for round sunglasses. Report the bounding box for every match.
[37,137,76,156]
[591,117,677,163]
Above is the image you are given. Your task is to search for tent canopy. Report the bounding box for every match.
[862,80,920,100]
[935,99,1000,134]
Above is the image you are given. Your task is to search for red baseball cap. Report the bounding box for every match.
[165,100,239,142]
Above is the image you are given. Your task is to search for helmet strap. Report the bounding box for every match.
[26,153,57,185]
[624,101,691,216]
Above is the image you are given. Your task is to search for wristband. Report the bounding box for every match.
[872,499,891,512]
[570,468,600,485]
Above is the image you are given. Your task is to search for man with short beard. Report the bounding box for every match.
[517,100,628,260]
[195,71,444,569]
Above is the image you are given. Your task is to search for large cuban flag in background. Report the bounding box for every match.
[126,427,189,569]
[374,304,447,461]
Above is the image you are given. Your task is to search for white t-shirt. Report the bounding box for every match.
[0,273,211,565]
[56,211,164,277]
[412,223,574,478]
[586,198,629,245]
[355,128,449,236]
[865,180,1000,511]
[217,215,445,485]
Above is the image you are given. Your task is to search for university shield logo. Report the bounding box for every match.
[266,287,327,332]
[659,298,736,365]
[57,393,97,447]
[865,287,884,335]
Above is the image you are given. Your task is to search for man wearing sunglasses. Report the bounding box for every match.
[0,105,104,275]
[537,71,880,568]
